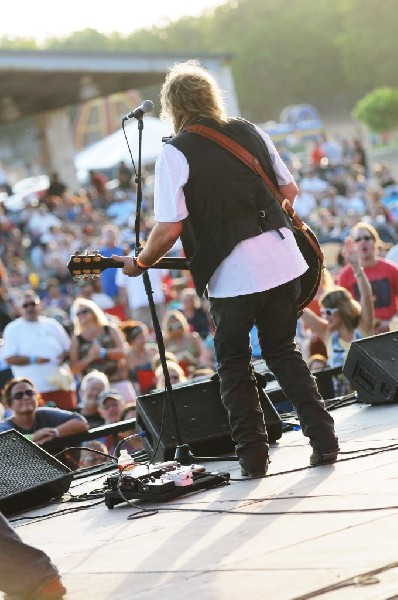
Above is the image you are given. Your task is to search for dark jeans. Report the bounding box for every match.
[209,278,338,471]
[0,512,60,597]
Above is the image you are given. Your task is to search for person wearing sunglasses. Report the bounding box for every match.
[302,236,374,374]
[0,377,88,448]
[69,298,136,404]
[1,291,75,409]
[338,222,398,334]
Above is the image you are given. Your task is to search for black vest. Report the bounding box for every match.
[168,117,293,296]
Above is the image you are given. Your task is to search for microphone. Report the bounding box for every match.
[125,100,154,120]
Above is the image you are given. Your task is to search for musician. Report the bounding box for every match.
[0,511,66,599]
[113,60,339,477]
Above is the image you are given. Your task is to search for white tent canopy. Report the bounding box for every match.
[74,116,174,174]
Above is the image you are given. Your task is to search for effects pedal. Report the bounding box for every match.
[104,461,230,508]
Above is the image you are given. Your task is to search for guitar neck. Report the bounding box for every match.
[113,256,189,270]
[67,253,189,280]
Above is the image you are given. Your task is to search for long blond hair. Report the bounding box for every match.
[71,298,109,335]
[160,60,228,133]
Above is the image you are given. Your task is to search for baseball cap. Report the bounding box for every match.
[98,389,123,408]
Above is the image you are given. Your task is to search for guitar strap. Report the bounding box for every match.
[183,123,323,261]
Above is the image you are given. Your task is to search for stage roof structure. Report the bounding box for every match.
[0,49,237,124]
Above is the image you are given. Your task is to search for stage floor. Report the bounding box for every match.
[4,399,398,600]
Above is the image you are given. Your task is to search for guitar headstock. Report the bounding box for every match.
[67,250,123,281]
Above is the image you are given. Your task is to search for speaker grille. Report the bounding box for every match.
[136,375,282,461]
[138,378,230,444]
[0,430,73,515]
[344,332,398,404]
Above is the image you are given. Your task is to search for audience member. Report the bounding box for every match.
[0,378,88,457]
[78,370,109,428]
[1,290,76,409]
[98,224,124,300]
[75,279,115,311]
[292,187,317,220]
[117,402,143,454]
[45,171,67,200]
[154,360,187,389]
[307,354,328,372]
[116,261,166,329]
[352,138,368,176]
[97,389,125,454]
[41,277,72,314]
[180,288,211,340]
[338,222,398,333]
[162,309,205,374]
[302,237,374,370]
[119,320,158,395]
[69,298,136,403]
[78,440,109,469]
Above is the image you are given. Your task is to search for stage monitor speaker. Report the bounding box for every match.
[0,430,74,516]
[136,374,283,462]
[343,331,398,404]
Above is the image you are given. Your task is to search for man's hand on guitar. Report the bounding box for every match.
[111,254,144,277]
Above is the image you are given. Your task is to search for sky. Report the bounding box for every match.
[1,0,227,41]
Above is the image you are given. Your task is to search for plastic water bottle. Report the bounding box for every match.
[118,449,134,473]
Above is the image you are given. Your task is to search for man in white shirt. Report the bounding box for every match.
[112,61,339,477]
[116,258,166,329]
[2,291,74,408]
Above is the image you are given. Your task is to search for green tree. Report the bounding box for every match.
[337,0,398,95]
[353,87,398,133]
[45,29,110,51]
[0,36,38,49]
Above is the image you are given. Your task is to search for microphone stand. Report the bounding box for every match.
[133,116,195,464]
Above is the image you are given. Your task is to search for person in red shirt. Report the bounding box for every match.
[310,139,326,173]
[338,222,398,333]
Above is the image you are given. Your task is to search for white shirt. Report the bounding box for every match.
[2,316,71,392]
[116,260,165,308]
[154,125,308,297]
[294,190,317,220]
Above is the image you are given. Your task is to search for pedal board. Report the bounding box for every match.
[104,467,230,508]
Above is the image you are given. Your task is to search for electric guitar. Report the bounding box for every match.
[67,250,189,281]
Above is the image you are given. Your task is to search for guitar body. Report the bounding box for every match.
[293,226,323,315]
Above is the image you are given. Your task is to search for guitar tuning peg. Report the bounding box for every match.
[74,250,79,256]
[92,274,99,281]
[73,276,81,282]
[85,250,89,256]
[93,249,99,256]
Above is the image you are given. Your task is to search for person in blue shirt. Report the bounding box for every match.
[0,377,88,445]
[98,224,124,300]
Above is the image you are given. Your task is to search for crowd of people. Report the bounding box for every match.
[3,58,398,600]
[1,94,398,475]
[0,161,219,469]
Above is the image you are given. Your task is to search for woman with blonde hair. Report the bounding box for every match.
[302,238,374,370]
[69,298,136,403]
[162,309,204,373]
[155,360,187,389]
